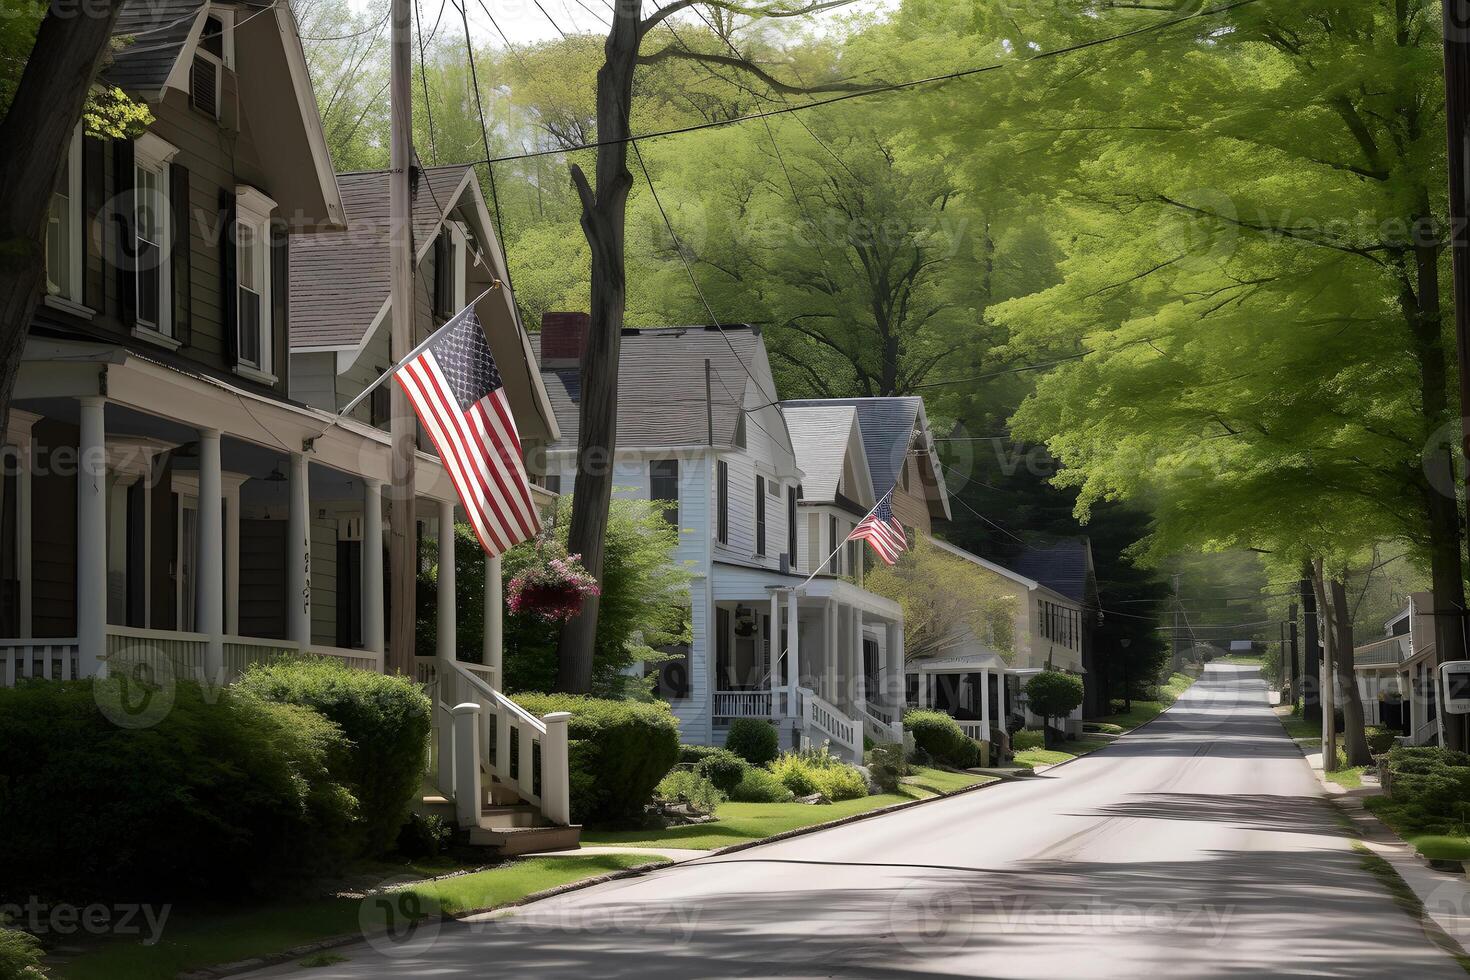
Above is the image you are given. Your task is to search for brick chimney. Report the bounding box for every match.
[540,312,589,369]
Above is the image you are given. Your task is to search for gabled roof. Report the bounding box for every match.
[782,404,873,507]
[782,396,951,520]
[925,535,1077,605]
[290,166,473,350]
[108,0,209,95]
[532,326,770,451]
[1010,539,1095,605]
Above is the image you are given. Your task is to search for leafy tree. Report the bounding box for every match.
[418,496,690,697]
[865,535,1017,662]
[1025,670,1084,740]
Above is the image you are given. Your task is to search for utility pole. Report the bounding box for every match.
[387,0,416,676]
[1287,601,1299,711]
[1443,0,1470,751]
[1299,570,1321,724]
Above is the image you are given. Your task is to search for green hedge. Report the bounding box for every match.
[903,709,981,768]
[1011,729,1045,751]
[729,767,794,803]
[695,749,749,794]
[1386,746,1470,816]
[514,694,680,824]
[0,680,358,904]
[0,924,44,980]
[236,658,430,855]
[725,718,780,766]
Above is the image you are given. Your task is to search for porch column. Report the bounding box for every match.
[885,621,903,716]
[918,671,930,708]
[824,599,837,703]
[484,554,501,687]
[287,451,311,646]
[852,607,865,712]
[77,397,106,675]
[17,439,31,638]
[197,429,224,680]
[437,500,456,663]
[225,484,240,636]
[786,589,800,718]
[769,588,781,712]
[980,667,992,735]
[362,479,385,657]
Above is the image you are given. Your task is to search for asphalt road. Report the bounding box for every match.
[252,663,1464,978]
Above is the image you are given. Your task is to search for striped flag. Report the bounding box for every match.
[394,304,541,556]
[848,492,908,565]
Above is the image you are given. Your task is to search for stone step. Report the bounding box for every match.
[466,824,582,855]
[480,804,545,829]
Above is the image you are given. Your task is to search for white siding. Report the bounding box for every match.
[671,577,712,744]
[290,352,337,413]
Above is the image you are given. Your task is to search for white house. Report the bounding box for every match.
[4,0,573,851]
[532,318,906,760]
[1350,591,1438,745]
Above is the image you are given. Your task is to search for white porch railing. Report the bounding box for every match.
[415,656,496,690]
[799,687,861,762]
[106,625,208,678]
[714,690,773,719]
[430,659,571,827]
[859,701,904,745]
[0,639,80,686]
[956,720,990,743]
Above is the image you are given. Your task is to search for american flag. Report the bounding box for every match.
[848,492,908,565]
[394,305,541,556]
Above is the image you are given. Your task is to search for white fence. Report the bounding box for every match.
[714,690,773,719]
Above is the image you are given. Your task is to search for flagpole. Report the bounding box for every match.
[335,286,499,421]
[795,487,897,591]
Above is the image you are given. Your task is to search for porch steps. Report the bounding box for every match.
[466,823,582,855]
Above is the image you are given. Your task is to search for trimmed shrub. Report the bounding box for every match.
[1364,725,1398,755]
[695,749,749,795]
[729,767,795,803]
[769,752,820,796]
[0,924,45,980]
[1384,747,1470,818]
[904,710,981,769]
[0,680,358,903]
[1025,671,1085,724]
[656,770,724,815]
[866,743,908,794]
[1011,729,1045,751]
[396,812,454,859]
[236,658,430,855]
[514,693,680,824]
[813,765,869,801]
[679,744,727,766]
[725,718,780,766]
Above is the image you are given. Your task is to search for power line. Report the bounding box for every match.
[463,0,1259,166]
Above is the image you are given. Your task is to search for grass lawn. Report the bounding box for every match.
[1088,672,1199,733]
[581,790,936,851]
[1364,796,1470,867]
[52,855,661,980]
[902,766,998,795]
[1014,737,1112,768]
[1214,654,1265,666]
[1325,765,1367,789]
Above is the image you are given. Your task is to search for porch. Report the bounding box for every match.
[710,569,906,762]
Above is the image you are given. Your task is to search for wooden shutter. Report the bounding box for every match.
[218,189,237,366]
[113,140,136,327]
[271,224,288,387]
[169,163,191,347]
[81,137,105,311]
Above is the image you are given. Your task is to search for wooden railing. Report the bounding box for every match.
[858,701,904,746]
[799,687,861,761]
[415,656,496,689]
[105,625,207,680]
[0,639,79,686]
[432,659,571,827]
[714,690,773,719]
[956,720,990,743]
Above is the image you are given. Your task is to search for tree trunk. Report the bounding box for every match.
[556,7,638,693]
[1405,222,1469,748]
[1327,577,1373,766]
[0,2,125,445]
[1299,565,1321,724]
[1312,560,1338,769]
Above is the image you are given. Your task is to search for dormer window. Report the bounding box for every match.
[190,11,234,118]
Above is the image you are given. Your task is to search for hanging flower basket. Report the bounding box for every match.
[507,550,600,623]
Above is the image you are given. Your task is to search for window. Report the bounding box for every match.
[131,133,178,339]
[190,12,233,118]
[755,476,766,556]
[433,233,453,321]
[234,186,276,378]
[542,474,562,495]
[649,459,678,527]
[716,460,728,545]
[46,125,83,304]
[786,487,797,564]
[829,515,840,575]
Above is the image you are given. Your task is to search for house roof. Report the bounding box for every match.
[290,166,474,350]
[532,326,765,451]
[1009,539,1094,604]
[108,0,210,94]
[782,396,951,520]
[782,404,872,505]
